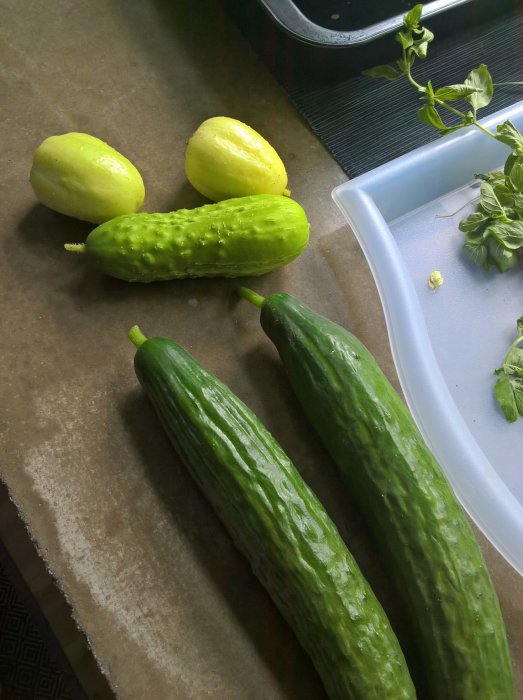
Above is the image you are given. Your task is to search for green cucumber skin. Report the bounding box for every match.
[85,195,309,282]
[259,293,515,700]
[133,337,416,700]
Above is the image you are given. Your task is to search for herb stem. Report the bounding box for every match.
[404,51,498,140]
[472,120,497,139]
[432,97,497,139]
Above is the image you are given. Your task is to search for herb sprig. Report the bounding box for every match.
[364,4,523,272]
[494,317,523,422]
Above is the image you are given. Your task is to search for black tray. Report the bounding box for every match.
[226,0,516,89]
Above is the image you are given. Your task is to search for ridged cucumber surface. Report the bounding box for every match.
[65,194,309,281]
[129,327,415,700]
[240,289,515,700]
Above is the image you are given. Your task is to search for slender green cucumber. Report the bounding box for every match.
[129,326,415,700]
[239,288,515,700]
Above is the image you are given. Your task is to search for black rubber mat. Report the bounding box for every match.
[290,11,523,177]
[0,541,86,700]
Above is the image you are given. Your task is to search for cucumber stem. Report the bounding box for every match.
[237,287,266,308]
[128,325,148,348]
[64,243,86,254]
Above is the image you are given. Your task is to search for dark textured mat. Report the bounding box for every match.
[0,541,86,700]
[290,11,523,177]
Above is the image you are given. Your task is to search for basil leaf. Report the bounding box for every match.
[513,194,523,213]
[463,242,488,268]
[514,384,523,416]
[417,104,447,130]
[494,373,519,422]
[504,152,518,176]
[395,30,414,49]
[505,347,523,376]
[486,237,520,271]
[411,39,431,59]
[496,120,523,151]
[517,316,523,336]
[403,4,423,30]
[434,84,480,101]
[493,182,517,207]
[459,211,489,233]
[464,65,493,115]
[488,220,523,250]
[466,224,491,245]
[475,171,504,184]
[479,182,505,216]
[439,124,468,136]
[509,161,523,191]
[363,64,403,81]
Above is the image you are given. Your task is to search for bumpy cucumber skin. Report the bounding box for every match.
[133,337,416,700]
[259,293,515,700]
[84,195,309,282]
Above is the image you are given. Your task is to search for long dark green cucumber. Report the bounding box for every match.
[128,326,415,700]
[238,289,515,700]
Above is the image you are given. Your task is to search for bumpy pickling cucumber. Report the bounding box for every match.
[239,288,515,700]
[128,326,415,700]
[65,195,309,282]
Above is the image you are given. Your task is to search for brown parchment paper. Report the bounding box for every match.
[1,1,521,697]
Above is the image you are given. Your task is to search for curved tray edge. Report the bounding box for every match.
[332,182,523,575]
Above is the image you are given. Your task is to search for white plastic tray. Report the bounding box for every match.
[333,102,523,575]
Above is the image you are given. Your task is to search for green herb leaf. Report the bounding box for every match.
[504,152,518,176]
[517,317,523,336]
[463,241,488,268]
[438,124,468,136]
[411,36,432,59]
[464,65,493,115]
[458,211,489,233]
[475,170,505,184]
[493,182,517,207]
[486,237,520,271]
[403,4,423,30]
[395,30,414,50]
[466,223,491,245]
[505,347,523,377]
[514,384,523,416]
[513,194,523,213]
[496,120,523,151]
[488,219,523,249]
[417,104,448,130]
[362,64,403,80]
[479,182,505,216]
[509,161,523,191]
[434,84,480,101]
[494,373,519,422]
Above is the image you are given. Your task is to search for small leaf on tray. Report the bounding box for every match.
[479,182,505,216]
[496,120,523,151]
[459,211,489,233]
[494,373,519,422]
[488,220,523,250]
